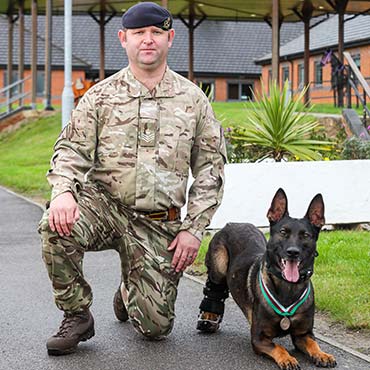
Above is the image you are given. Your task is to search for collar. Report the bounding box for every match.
[124,66,176,98]
[258,269,311,317]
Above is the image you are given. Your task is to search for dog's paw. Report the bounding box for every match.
[277,355,301,370]
[311,352,337,367]
[196,312,222,333]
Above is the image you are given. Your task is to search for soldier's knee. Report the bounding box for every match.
[131,314,174,339]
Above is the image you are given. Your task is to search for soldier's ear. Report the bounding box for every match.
[118,29,127,48]
[168,29,175,47]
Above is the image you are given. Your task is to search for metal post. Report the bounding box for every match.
[271,0,280,84]
[346,70,351,109]
[337,11,344,107]
[44,0,53,110]
[99,0,106,81]
[31,0,37,110]
[363,90,367,126]
[62,0,75,128]
[7,11,14,112]
[301,0,313,105]
[188,1,195,82]
[18,0,25,107]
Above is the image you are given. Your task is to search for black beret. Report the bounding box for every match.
[122,2,173,31]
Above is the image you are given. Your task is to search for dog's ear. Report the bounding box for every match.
[267,188,289,223]
[305,194,325,228]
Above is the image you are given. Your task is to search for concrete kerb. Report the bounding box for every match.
[3,185,369,364]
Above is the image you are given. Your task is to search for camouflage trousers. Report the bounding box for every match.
[38,183,182,339]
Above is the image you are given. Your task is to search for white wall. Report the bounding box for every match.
[209,160,370,229]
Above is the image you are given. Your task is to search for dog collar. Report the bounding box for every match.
[258,270,311,317]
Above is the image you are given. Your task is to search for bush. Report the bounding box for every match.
[341,136,370,159]
[225,81,333,162]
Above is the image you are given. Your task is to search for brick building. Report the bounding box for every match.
[2,14,369,106]
[257,15,370,104]
[1,14,303,105]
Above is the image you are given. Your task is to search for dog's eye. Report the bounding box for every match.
[303,232,311,239]
[280,228,287,237]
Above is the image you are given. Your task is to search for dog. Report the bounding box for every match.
[197,188,336,369]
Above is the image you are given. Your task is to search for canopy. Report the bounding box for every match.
[1,0,369,21]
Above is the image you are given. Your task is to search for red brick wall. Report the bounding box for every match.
[215,78,227,101]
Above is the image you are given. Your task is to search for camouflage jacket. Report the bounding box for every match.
[47,67,226,240]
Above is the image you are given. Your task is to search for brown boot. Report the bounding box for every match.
[47,309,95,356]
[113,287,129,322]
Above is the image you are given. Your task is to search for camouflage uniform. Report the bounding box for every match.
[39,66,226,338]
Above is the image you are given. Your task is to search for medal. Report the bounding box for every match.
[280,317,290,330]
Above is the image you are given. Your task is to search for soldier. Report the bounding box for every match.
[39,1,226,355]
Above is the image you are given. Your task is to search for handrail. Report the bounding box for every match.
[343,52,370,99]
[0,92,30,108]
[0,75,31,94]
[343,51,370,126]
[0,76,32,119]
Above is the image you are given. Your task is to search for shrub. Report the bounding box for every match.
[341,136,370,159]
[225,81,333,162]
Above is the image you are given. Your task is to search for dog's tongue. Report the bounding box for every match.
[283,261,300,282]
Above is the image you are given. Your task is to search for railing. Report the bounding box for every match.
[343,51,370,126]
[0,76,31,118]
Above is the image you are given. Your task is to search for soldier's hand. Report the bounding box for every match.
[168,231,201,273]
[48,192,80,237]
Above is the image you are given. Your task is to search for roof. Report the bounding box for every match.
[257,14,370,63]
[1,0,370,22]
[1,15,304,76]
[0,15,90,69]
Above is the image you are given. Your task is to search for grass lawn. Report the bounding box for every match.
[211,101,369,127]
[0,109,369,331]
[0,112,61,200]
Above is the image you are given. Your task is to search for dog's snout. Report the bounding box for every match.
[286,246,300,259]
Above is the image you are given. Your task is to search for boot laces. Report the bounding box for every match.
[55,312,87,338]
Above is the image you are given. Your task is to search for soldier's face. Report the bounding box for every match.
[118,26,175,71]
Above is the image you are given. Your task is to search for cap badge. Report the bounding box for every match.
[163,17,171,30]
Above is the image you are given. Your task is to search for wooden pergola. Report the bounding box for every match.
[2,0,370,123]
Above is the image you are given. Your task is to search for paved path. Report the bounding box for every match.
[0,187,369,370]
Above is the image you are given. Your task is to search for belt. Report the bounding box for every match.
[144,207,180,221]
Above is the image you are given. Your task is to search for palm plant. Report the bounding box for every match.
[228,81,332,162]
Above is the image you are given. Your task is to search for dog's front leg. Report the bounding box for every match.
[292,333,337,368]
[251,324,300,370]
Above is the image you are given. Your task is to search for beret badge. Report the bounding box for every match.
[162,17,171,30]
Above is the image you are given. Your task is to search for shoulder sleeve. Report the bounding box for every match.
[179,96,226,240]
[47,93,98,200]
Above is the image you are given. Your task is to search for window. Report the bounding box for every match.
[314,61,323,86]
[241,84,253,100]
[352,54,361,71]
[228,82,253,101]
[228,83,239,100]
[281,66,290,84]
[297,64,304,89]
[36,71,45,97]
[268,69,272,83]
[198,81,215,101]
[3,70,19,95]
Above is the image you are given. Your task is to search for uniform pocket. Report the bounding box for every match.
[158,122,193,174]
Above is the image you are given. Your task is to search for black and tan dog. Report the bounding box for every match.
[197,188,336,369]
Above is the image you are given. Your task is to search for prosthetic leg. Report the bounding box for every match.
[196,279,229,333]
